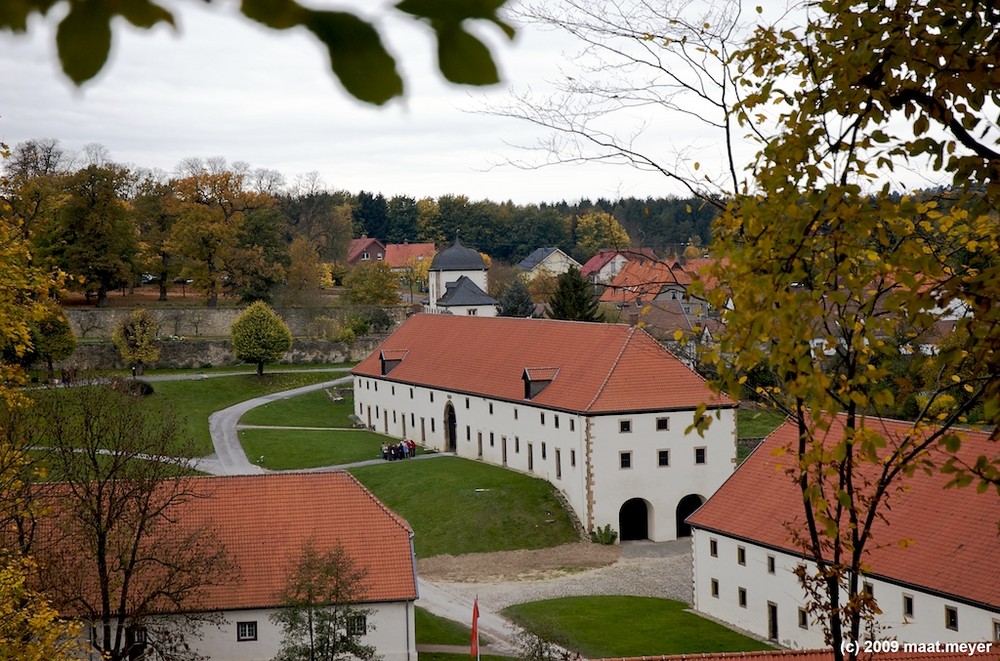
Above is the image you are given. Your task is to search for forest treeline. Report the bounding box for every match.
[1,139,715,307]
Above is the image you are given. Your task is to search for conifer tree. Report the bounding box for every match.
[547,267,601,322]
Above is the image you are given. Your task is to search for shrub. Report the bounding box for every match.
[590,524,618,545]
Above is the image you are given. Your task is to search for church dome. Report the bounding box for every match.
[430,238,485,271]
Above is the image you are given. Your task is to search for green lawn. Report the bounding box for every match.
[240,388,356,427]
[416,606,481,646]
[147,372,348,455]
[239,428,390,469]
[350,457,579,558]
[502,596,773,657]
[737,408,786,439]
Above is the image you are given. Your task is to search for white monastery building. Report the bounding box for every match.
[687,416,1000,649]
[352,314,737,541]
[49,472,419,661]
[426,238,498,317]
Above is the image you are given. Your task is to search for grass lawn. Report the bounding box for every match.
[240,388,356,427]
[416,607,480,646]
[350,457,579,558]
[737,408,786,439]
[502,596,773,657]
[147,372,347,456]
[239,428,390,469]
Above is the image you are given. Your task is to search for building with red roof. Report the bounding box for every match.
[29,472,418,661]
[384,241,436,270]
[687,416,999,650]
[347,236,387,265]
[352,314,737,541]
[580,248,660,285]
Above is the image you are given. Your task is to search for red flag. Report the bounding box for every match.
[470,597,480,658]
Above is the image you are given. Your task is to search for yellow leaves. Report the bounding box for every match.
[673,329,685,341]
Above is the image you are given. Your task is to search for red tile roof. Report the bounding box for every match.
[348,237,386,264]
[385,242,436,269]
[581,248,660,278]
[599,259,689,305]
[687,415,1000,608]
[34,472,416,615]
[352,314,734,413]
[594,648,999,661]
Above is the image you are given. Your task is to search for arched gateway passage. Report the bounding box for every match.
[444,402,457,453]
[619,498,650,541]
[675,494,705,538]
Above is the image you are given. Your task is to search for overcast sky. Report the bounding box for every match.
[2,2,753,204]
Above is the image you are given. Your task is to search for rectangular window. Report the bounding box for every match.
[374,382,378,391]
[767,555,776,574]
[656,417,670,431]
[619,419,632,433]
[903,594,914,619]
[554,415,560,429]
[570,449,576,467]
[490,432,495,447]
[541,412,545,425]
[392,411,397,423]
[489,403,494,414]
[465,397,470,409]
[237,621,257,642]
[466,426,471,441]
[411,413,415,427]
[738,587,747,608]
[620,451,632,469]
[555,449,561,479]
[695,447,707,464]
[410,388,414,399]
[709,539,718,557]
[797,565,806,586]
[430,392,434,402]
[541,442,547,459]
[737,546,746,565]
[863,582,874,598]
[347,615,367,636]
[431,419,436,433]
[710,579,719,598]
[515,436,520,453]
[514,408,518,420]
[992,619,1000,642]
[658,449,670,467]
[945,606,958,631]
[391,386,395,395]
[798,608,809,630]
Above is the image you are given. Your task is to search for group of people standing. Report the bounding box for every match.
[382,438,416,461]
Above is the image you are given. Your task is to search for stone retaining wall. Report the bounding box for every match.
[51,336,385,371]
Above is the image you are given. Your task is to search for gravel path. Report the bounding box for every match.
[416,540,694,655]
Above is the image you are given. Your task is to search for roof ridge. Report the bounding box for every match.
[584,325,634,412]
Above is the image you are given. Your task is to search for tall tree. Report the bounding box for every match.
[384,195,419,243]
[24,385,230,661]
[573,211,630,262]
[497,277,535,317]
[230,301,293,376]
[283,236,324,305]
[227,207,289,304]
[342,262,400,307]
[547,266,601,322]
[354,191,389,239]
[112,308,160,375]
[694,3,1000,659]
[42,164,137,307]
[167,162,273,307]
[131,174,178,301]
[270,542,378,661]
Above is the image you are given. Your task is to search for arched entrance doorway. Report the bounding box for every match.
[619,498,650,541]
[444,402,457,453]
[675,494,704,538]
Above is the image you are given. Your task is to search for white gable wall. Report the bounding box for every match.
[692,529,1000,649]
[355,375,736,541]
[428,268,488,309]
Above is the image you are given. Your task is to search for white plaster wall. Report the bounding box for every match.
[589,407,736,541]
[354,376,737,541]
[692,530,1000,649]
[124,601,416,661]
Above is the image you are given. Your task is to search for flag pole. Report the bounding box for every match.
[471,595,480,661]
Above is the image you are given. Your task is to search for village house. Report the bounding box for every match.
[580,247,659,285]
[39,472,419,661]
[347,236,387,265]
[517,246,582,280]
[426,238,498,317]
[687,416,1000,649]
[351,314,737,541]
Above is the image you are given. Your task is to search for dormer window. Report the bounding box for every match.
[523,367,559,399]
[379,349,407,375]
